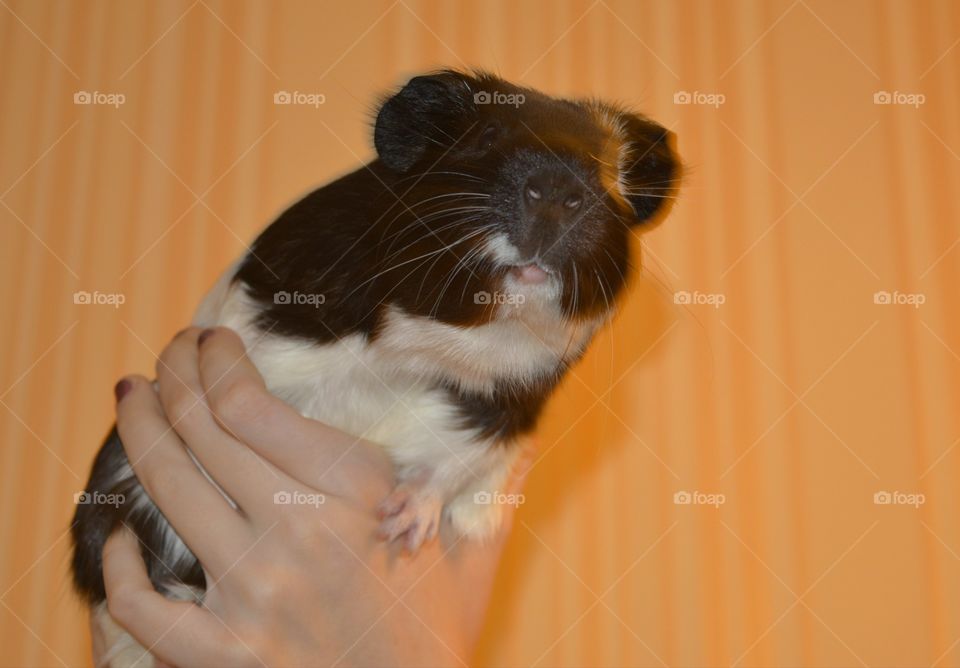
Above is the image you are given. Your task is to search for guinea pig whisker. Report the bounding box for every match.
[355,248,449,320]
[378,193,488,222]
[389,226,488,309]
[589,152,617,168]
[386,204,489,233]
[423,119,460,146]
[620,188,679,196]
[384,193,489,230]
[402,200,490,219]
[354,245,456,322]
[381,217,488,265]
[406,192,491,208]
[377,196,489,246]
[345,225,489,305]
[380,209,489,260]
[393,218,488,269]
[417,238,473,308]
[570,263,581,322]
[593,261,612,317]
[428,241,488,319]
[428,233,490,311]
[392,171,487,185]
[623,194,680,201]
[600,247,627,282]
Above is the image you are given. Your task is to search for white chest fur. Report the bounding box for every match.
[192,264,599,536]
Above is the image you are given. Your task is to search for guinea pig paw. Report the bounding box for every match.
[377,487,443,552]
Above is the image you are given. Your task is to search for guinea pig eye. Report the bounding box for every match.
[478,124,499,150]
[564,195,582,209]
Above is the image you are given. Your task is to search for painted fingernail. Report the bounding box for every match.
[198,328,215,345]
[114,379,133,403]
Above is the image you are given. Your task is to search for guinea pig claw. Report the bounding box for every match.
[377,486,443,552]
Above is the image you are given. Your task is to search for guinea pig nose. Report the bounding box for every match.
[523,170,584,213]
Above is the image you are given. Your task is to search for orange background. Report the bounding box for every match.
[2,1,959,666]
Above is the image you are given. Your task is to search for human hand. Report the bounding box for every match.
[101,327,531,667]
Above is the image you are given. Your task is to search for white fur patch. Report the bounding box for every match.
[192,263,600,527]
[482,232,522,265]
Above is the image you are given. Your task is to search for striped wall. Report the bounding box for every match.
[1,1,958,665]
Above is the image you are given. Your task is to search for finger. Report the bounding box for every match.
[116,375,249,575]
[103,529,230,668]
[197,327,393,502]
[156,328,294,515]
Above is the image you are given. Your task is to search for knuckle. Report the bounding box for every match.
[167,392,203,429]
[156,346,179,380]
[232,629,273,666]
[106,586,139,624]
[175,326,202,341]
[278,510,327,548]
[138,459,184,498]
[116,416,159,455]
[212,377,265,426]
[246,570,288,608]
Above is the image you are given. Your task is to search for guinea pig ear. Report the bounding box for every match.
[617,117,680,223]
[374,71,477,173]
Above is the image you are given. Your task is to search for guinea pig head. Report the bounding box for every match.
[372,69,680,325]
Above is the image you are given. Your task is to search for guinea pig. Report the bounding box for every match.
[71,68,680,664]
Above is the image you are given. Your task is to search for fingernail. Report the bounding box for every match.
[198,328,215,345]
[114,379,133,403]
